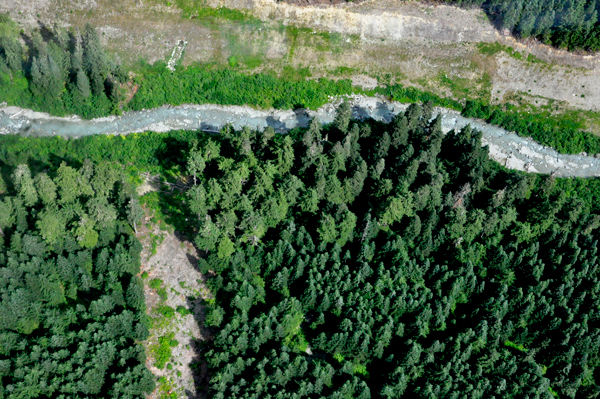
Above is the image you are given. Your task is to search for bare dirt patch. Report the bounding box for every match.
[137,211,212,399]
[217,0,498,43]
[492,53,600,111]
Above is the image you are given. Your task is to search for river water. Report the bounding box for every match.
[1,95,599,178]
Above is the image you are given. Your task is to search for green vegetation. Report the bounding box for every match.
[505,340,528,353]
[384,83,462,110]
[477,42,524,60]
[157,376,179,399]
[0,130,202,177]
[187,6,256,22]
[450,0,600,51]
[182,102,600,398]
[462,99,600,154]
[149,278,164,290]
[158,305,176,319]
[152,333,178,369]
[477,43,545,65]
[159,0,258,22]
[5,98,600,397]
[127,61,355,111]
[150,278,169,302]
[0,18,125,118]
[383,83,600,154]
[176,305,193,316]
[0,161,154,396]
[127,62,600,154]
[2,6,600,396]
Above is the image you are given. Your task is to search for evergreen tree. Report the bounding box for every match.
[187,145,206,186]
[0,161,154,397]
[82,23,109,96]
[76,68,91,99]
[0,173,6,194]
[126,197,144,234]
[333,101,352,133]
[12,164,38,207]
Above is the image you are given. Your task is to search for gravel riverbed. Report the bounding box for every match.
[1,96,599,178]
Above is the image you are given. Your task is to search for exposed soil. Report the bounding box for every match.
[137,208,212,399]
[282,0,357,6]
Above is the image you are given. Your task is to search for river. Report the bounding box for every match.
[1,95,599,178]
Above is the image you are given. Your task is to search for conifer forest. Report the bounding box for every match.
[2,1,600,398]
[183,103,600,399]
[4,99,600,398]
[447,0,600,51]
[0,162,154,397]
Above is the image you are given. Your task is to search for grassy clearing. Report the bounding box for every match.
[438,71,492,100]
[477,42,552,69]
[155,0,259,23]
[477,42,524,59]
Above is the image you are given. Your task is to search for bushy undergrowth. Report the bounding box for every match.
[462,100,600,154]
[0,130,201,177]
[126,62,355,111]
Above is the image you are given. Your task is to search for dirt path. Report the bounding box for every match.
[138,216,212,399]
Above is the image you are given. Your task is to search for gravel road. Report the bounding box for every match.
[1,96,599,178]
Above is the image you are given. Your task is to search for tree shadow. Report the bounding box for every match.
[185,251,201,271]
[266,115,287,133]
[447,2,503,32]
[266,108,311,134]
[17,21,75,74]
[184,295,212,399]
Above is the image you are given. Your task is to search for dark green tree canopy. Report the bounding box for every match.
[186,102,600,399]
[0,161,154,398]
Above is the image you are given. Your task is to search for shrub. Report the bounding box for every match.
[149,278,163,290]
